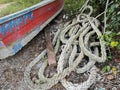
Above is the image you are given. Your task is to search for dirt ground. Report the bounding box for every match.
[0,12,120,90]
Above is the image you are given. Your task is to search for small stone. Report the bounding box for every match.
[65,16,69,19]
[63,14,68,19]
[63,14,66,19]
[112,87,117,90]
[34,53,38,57]
[106,74,114,80]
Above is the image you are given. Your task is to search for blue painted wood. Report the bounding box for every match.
[0,12,34,36]
[13,41,23,53]
[0,41,4,47]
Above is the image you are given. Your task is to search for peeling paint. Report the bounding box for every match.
[0,12,34,36]
[13,41,22,53]
[0,41,4,47]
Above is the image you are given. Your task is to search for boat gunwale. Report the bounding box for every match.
[0,0,55,24]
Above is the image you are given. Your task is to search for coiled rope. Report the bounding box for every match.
[24,5,106,90]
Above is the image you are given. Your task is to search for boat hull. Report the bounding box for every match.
[0,0,64,59]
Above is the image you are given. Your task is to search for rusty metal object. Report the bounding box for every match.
[45,28,56,66]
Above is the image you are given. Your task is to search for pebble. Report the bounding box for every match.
[63,14,68,19]
[63,14,66,19]
[112,87,117,90]
[106,75,114,80]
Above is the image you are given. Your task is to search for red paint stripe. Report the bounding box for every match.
[2,0,64,45]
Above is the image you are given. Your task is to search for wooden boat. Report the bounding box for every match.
[0,0,64,59]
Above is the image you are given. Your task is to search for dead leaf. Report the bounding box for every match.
[112,67,118,75]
